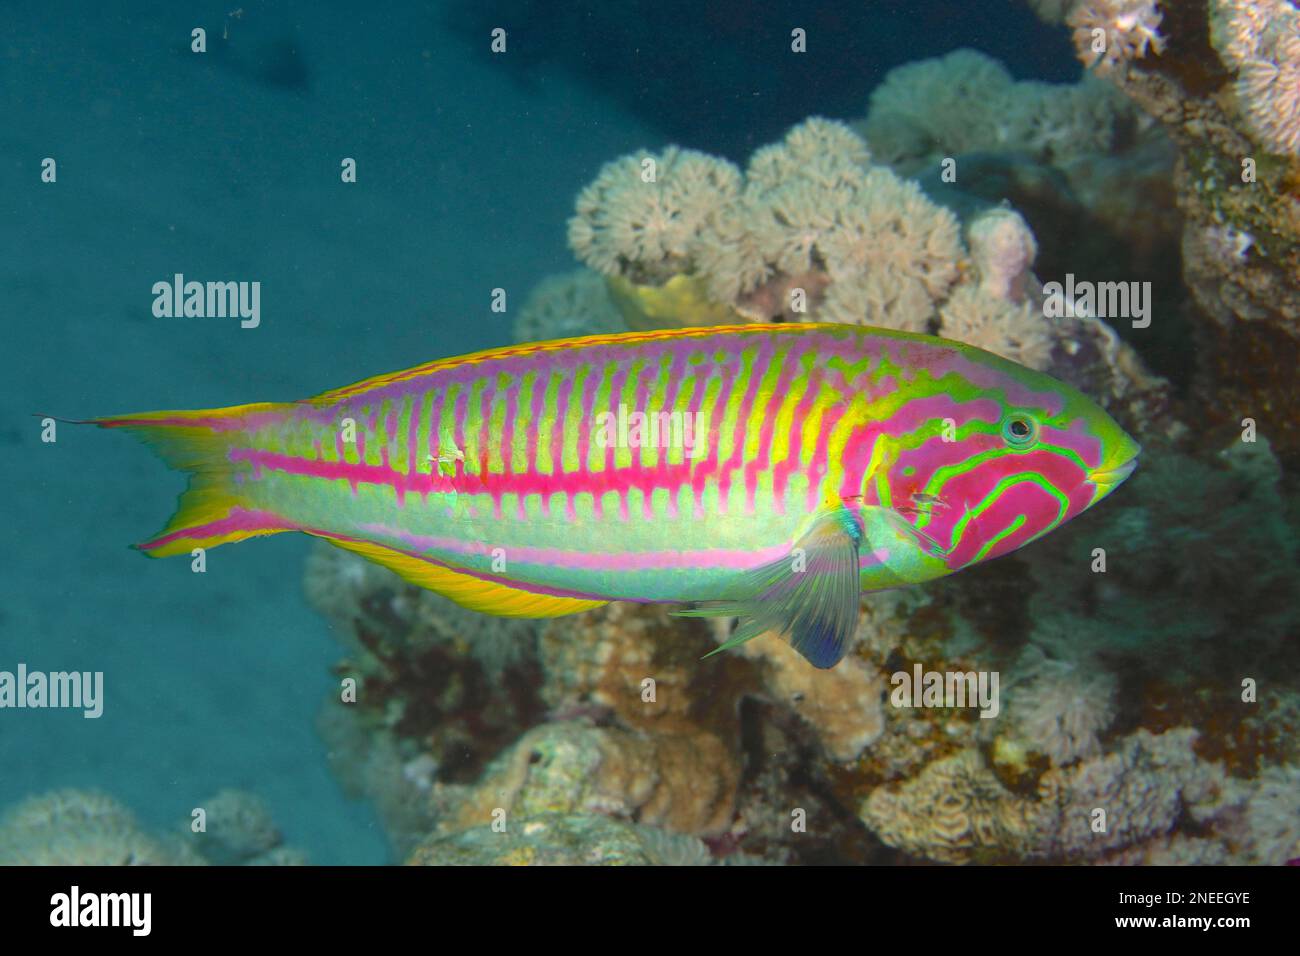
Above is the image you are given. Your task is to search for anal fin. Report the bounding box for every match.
[312,534,607,619]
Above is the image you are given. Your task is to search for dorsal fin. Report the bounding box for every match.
[301,323,835,404]
[313,534,606,619]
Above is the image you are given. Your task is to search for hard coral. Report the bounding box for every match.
[0,788,303,866]
[538,601,749,734]
[734,633,886,763]
[861,749,1047,863]
[407,812,711,866]
[433,720,740,838]
[0,789,193,866]
[861,728,1226,863]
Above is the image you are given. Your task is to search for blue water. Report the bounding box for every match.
[2,0,661,863]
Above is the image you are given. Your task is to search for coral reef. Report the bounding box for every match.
[1026,0,1300,463]
[561,113,1168,427]
[296,28,1300,867]
[407,813,710,866]
[861,728,1234,864]
[188,789,290,865]
[861,748,1048,864]
[305,542,544,769]
[732,633,886,763]
[428,720,740,837]
[1239,763,1300,862]
[303,422,1299,864]
[305,541,547,855]
[0,789,197,866]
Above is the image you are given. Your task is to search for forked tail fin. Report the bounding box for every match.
[88,402,296,557]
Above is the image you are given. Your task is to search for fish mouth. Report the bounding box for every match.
[1088,455,1139,488]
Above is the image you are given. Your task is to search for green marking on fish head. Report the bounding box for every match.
[879,338,1141,571]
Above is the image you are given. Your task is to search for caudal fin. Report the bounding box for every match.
[90,403,295,557]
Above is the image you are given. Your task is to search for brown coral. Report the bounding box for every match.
[434,720,740,837]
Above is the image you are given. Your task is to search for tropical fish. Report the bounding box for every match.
[84,323,1139,668]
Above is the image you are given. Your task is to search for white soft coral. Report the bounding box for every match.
[1070,0,1168,72]
[1212,0,1300,156]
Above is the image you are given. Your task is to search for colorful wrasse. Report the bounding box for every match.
[88,323,1139,668]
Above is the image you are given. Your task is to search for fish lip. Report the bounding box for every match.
[1088,456,1139,487]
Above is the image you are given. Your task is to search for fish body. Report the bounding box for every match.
[92,323,1139,667]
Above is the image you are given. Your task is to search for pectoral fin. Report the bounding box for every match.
[676,506,863,669]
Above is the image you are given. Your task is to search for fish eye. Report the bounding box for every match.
[1001,413,1038,448]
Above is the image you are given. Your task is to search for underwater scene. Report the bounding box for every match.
[3,0,1298,870]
